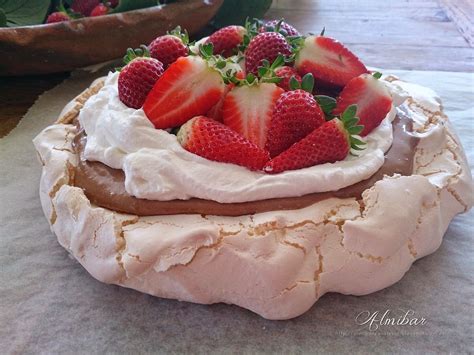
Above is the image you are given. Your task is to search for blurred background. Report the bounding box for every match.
[0,0,472,137]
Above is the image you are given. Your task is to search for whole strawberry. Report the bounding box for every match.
[205,25,246,57]
[46,11,70,24]
[149,26,189,68]
[245,32,292,74]
[259,20,300,37]
[118,47,164,109]
[264,105,366,173]
[274,66,302,91]
[90,3,109,16]
[333,73,393,136]
[266,74,325,157]
[71,0,100,16]
[178,116,270,171]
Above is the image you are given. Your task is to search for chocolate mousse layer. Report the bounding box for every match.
[72,112,418,216]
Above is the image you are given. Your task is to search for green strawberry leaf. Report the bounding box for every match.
[315,95,337,116]
[344,117,359,128]
[372,71,383,79]
[211,0,272,28]
[347,125,364,135]
[0,8,6,27]
[289,76,300,90]
[0,0,51,26]
[111,0,158,13]
[300,73,314,93]
[342,104,357,122]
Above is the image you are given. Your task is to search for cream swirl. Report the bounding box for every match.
[79,72,403,203]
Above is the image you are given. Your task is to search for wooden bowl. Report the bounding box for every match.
[0,0,223,76]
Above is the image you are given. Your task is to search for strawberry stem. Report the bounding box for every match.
[122,45,150,65]
[315,95,337,118]
[168,25,189,45]
[339,104,366,151]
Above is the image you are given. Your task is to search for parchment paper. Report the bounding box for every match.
[1,69,473,354]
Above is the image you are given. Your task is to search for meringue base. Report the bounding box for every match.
[33,77,472,320]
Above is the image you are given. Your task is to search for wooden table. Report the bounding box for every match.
[0,0,472,138]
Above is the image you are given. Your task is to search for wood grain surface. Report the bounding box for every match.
[0,0,472,138]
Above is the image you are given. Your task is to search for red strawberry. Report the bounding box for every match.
[118,48,164,109]
[333,73,393,136]
[46,11,70,24]
[259,20,300,37]
[222,83,284,149]
[205,25,246,57]
[295,36,368,88]
[177,116,270,171]
[90,3,109,16]
[244,32,292,74]
[149,28,189,68]
[106,0,119,7]
[71,0,100,16]
[144,56,225,129]
[264,106,365,173]
[207,70,246,121]
[274,66,302,91]
[266,90,325,157]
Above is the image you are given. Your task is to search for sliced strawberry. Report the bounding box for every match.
[295,36,368,88]
[222,83,284,149]
[178,116,270,171]
[333,73,393,136]
[205,25,246,57]
[266,89,325,157]
[274,66,302,91]
[143,56,226,129]
[206,69,246,121]
[264,105,365,174]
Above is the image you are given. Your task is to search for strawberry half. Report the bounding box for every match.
[222,82,284,149]
[143,56,226,129]
[149,27,189,68]
[118,47,164,109]
[333,73,393,136]
[178,116,270,171]
[244,32,292,74]
[205,25,246,57]
[295,35,368,88]
[266,74,325,157]
[264,105,366,174]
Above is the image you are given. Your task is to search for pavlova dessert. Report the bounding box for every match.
[34,20,472,319]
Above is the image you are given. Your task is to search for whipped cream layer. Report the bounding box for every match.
[79,72,403,203]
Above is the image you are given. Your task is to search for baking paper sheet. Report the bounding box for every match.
[1,69,472,353]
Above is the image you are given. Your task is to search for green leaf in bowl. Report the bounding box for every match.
[0,0,51,27]
[0,8,6,27]
[111,0,159,13]
[211,0,272,28]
